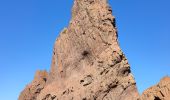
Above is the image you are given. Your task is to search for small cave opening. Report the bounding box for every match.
[43,78,47,82]
[82,50,89,57]
[154,96,161,100]
[83,31,86,35]
[80,80,84,83]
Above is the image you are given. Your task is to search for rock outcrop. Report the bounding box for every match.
[19,70,48,100]
[140,77,170,100]
[19,0,170,100]
[19,0,139,100]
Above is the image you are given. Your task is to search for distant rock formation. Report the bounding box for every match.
[19,70,48,100]
[19,0,170,100]
[140,77,170,100]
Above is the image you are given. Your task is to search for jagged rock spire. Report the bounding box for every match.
[49,0,119,81]
[19,0,140,100]
[45,0,139,99]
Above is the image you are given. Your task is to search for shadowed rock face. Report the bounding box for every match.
[18,0,170,100]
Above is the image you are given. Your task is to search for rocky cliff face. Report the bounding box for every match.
[19,0,170,100]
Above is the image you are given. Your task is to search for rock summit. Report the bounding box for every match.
[19,0,170,100]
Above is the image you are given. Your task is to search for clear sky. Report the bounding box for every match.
[0,0,169,99]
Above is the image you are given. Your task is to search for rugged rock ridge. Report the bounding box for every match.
[19,70,48,100]
[19,0,170,100]
[140,77,170,100]
[19,0,139,99]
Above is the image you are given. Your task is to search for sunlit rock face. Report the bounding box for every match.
[23,0,170,100]
[19,70,48,100]
[140,77,170,100]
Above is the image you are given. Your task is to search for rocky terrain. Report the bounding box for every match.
[140,77,170,100]
[19,0,170,100]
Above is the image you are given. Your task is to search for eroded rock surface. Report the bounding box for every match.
[19,0,170,100]
[140,77,170,100]
[19,70,48,100]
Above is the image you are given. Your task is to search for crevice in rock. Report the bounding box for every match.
[42,94,57,100]
[43,78,47,82]
[102,81,119,100]
[154,96,161,100]
[82,50,89,57]
[160,91,165,97]
[117,67,131,77]
[80,75,93,86]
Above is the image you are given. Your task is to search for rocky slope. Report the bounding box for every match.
[140,77,170,100]
[19,0,170,100]
[19,70,48,100]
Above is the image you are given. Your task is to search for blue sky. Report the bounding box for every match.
[0,0,169,99]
